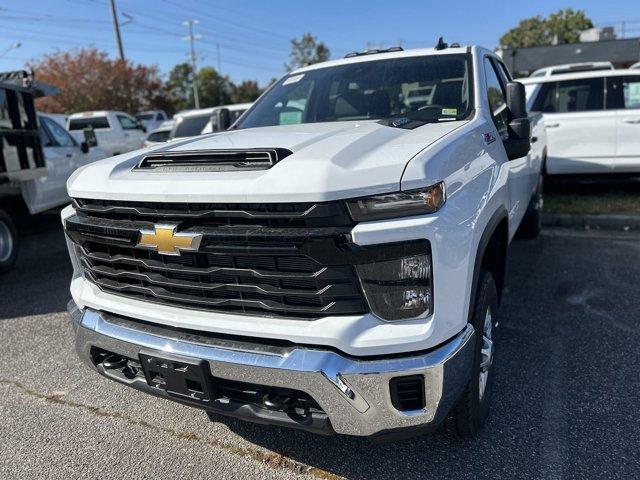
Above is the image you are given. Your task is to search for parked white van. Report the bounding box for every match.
[67,111,146,156]
[523,69,640,174]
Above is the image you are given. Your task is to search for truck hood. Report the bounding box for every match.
[68,120,465,203]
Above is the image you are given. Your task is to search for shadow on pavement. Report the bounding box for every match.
[0,211,72,320]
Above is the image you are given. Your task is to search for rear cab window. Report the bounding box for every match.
[69,116,111,130]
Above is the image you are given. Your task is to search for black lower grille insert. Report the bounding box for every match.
[390,375,426,411]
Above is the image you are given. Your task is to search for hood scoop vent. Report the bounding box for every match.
[134,148,293,172]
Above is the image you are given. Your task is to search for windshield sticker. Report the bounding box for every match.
[441,108,457,116]
[279,111,302,125]
[283,74,304,85]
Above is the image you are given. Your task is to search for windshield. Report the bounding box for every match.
[236,54,472,129]
[173,114,210,138]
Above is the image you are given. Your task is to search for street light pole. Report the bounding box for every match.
[183,19,201,109]
[108,0,125,61]
[0,42,21,59]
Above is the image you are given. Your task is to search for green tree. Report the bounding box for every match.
[547,9,594,44]
[499,9,594,49]
[166,62,194,111]
[167,63,233,110]
[284,33,330,71]
[197,66,233,107]
[232,80,262,103]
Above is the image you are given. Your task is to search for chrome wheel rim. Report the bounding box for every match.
[478,307,494,401]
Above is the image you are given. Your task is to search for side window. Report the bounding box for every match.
[495,60,513,83]
[483,57,509,136]
[117,115,138,130]
[39,121,54,147]
[41,117,76,147]
[556,78,604,112]
[622,75,640,109]
[532,83,558,112]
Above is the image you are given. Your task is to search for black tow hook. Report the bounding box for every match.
[102,354,127,370]
[262,392,293,410]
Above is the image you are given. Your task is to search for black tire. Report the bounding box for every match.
[517,174,543,239]
[0,208,19,273]
[444,270,498,438]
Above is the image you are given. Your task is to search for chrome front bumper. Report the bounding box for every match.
[69,302,475,437]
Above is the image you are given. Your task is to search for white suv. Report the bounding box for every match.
[523,69,640,175]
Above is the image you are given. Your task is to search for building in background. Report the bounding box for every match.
[498,34,640,78]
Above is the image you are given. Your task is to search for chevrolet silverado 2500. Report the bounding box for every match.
[63,44,545,439]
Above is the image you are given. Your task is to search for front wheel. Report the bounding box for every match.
[444,270,498,437]
[0,209,18,273]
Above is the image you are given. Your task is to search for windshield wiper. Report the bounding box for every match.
[379,116,435,130]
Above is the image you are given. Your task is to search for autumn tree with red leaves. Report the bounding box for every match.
[30,48,173,115]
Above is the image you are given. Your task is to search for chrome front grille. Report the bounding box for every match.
[66,198,368,319]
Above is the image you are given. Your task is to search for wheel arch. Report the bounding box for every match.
[468,208,509,322]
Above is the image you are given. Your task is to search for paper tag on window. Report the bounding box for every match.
[441,108,457,116]
[283,74,304,85]
[279,111,302,125]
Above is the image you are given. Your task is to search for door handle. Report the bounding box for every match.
[623,119,640,124]
[531,136,538,143]
[545,122,560,128]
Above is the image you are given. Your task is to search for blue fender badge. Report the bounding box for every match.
[483,132,496,145]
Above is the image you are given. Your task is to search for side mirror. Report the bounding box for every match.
[504,81,531,160]
[83,127,98,148]
[216,108,231,131]
[80,141,90,154]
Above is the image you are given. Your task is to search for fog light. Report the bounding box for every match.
[356,254,432,321]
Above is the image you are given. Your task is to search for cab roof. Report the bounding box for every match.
[291,45,485,75]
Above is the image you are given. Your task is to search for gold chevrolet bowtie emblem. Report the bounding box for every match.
[137,224,202,256]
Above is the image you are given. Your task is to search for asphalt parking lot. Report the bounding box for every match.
[1,212,639,479]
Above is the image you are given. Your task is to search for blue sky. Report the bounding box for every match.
[0,0,638,86]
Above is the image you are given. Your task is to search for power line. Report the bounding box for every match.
[183,19,201,109]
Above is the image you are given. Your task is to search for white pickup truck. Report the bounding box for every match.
[63,44,545,439]
[67,111,146,157]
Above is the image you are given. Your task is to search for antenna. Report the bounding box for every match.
[435,37,448,50]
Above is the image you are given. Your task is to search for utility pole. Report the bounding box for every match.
[183,19,201,109]
[108,0,125,61]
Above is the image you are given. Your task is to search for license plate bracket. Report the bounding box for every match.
[139,350,212,403]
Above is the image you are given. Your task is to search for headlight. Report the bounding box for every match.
[346,182,446,222]
[356,253,432,321]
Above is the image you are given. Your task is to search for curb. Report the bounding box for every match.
[542,213,640,231]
